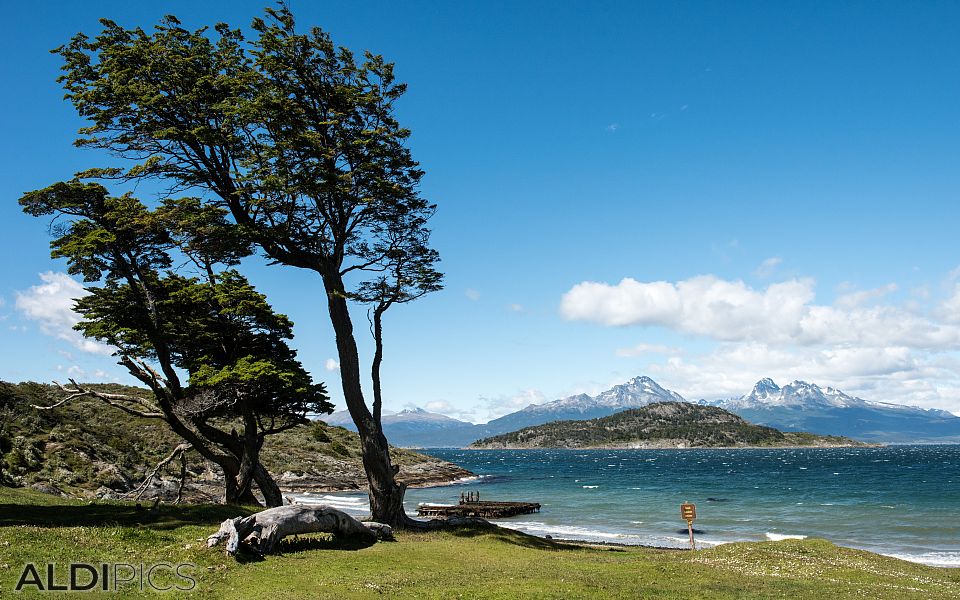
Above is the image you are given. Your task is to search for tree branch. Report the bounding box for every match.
[36,380,165,419]
[126,442,192,501]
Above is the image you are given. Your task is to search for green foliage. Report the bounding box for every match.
[472,403,869,449]
[308,423,330,443]
[20,181,332,426]
[53,7,439,287]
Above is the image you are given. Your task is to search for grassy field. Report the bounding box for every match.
[1,486,958,599]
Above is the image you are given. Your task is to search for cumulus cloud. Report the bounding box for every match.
[560,275,960,350]
[754,257,782,278]
[16,272,113,355]
[646,342,960,414]
[615,343,682,357]
[938,284,960,324]
[508,303,524,312]
[324,358,340,371]
[423,400,477,422]
[834,283,898,310]
[479,389,546,422]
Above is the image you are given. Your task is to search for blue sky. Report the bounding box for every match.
[2,1,960,421]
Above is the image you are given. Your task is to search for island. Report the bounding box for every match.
[469,402,873,449]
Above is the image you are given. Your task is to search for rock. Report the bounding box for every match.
[95,486,119,500]
[30,482,66,497]
[94,461,132,491]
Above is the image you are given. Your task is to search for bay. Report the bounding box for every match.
[295,445,960,567]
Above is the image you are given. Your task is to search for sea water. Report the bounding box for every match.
[294,445,960,567]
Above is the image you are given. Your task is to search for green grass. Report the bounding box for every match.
[1,486,958,599]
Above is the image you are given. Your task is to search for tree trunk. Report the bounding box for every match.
[253,462,284,507]
[321,270,409,526]
[222,467,261,506]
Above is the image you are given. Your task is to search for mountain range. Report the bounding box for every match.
[323,375,960,447]
[701,378,960,444]
[469,402,871,449]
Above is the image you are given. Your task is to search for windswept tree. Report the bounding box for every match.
[354,223,442,425]
[53,7,442,525]
[20,181,332,506]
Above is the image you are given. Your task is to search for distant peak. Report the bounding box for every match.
[399,407,427,414]
[629,375,657,385]
[753,378,780,392]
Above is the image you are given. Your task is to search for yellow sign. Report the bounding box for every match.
[680,502,696,521]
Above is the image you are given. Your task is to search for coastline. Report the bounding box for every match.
[464,443,881,450]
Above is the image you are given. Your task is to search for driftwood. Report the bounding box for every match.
[207,505,393,555]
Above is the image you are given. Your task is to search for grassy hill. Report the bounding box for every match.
[0,486,956,598]
[0,381,470,501]
[470,402,870,449]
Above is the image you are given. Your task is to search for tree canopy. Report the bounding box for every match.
[20,181,331,505]
[51,6,442,524]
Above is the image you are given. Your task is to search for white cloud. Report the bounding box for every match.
[645,341,960,414]
[479,389,546,422]
[834,283,898,310]
[508,303,524,312]
[560,275,960,350]
[465,288,481,301]
[938,283,960,324]
[615,343,682,357]
[754,257,782,278]
[423,400,477,422]
[324,358,340,372]
[15,272,113,355]
[606,123,619,132]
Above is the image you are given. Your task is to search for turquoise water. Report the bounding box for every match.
[296,445,960,567]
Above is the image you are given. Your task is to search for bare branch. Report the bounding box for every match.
[38,379,166,419]
[126,443,192,501]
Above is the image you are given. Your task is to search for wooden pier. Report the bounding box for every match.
[417,491,540,519]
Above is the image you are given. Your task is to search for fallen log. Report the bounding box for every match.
[207,505,393,556]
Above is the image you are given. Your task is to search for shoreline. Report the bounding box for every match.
[462,443,882,450]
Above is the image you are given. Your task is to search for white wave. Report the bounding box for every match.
[880,551,960,568]
[317,494,367,504]
[291,493,370,515]
[492,520,729,549]
[450,474,489,485]
[582,485,599,489]
[663,535,727,548]
[765,532,808,541]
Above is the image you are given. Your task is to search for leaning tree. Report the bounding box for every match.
[20,181,332,506]
[54,7,443,524]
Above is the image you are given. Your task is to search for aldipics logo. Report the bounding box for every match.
[14,562,196,592]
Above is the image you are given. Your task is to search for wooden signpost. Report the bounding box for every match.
[680,502,697,550]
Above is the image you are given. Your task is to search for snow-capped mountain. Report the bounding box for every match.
[321,376,687,447]
[714,378,960,443]
[483,376,685,434]
[723,379,865,410]
[322,408,480,448]
[322,376,960,447]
